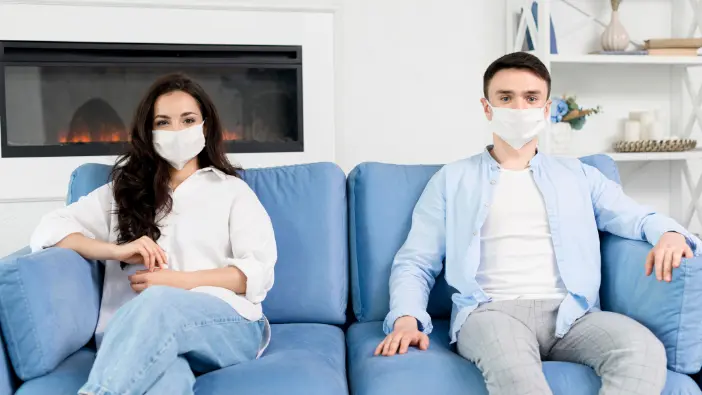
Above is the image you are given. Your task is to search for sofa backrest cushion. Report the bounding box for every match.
[66,162,349,324]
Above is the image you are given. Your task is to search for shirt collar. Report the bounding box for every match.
[481,145,543,169]
[197,166,227,180]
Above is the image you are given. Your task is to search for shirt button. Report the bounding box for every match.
[490,180,496,185]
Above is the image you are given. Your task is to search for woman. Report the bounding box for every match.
[30,73,277,395]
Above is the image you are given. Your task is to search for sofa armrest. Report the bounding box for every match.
[0,247,101,380]
[600,233,702,374]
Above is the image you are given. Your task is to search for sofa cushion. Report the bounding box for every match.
[241,164,348,325]
[346,320,700,395]
[66,162,348,325]
[15,348,95,395]
[0,248,101,380]
[348,163,447,323]
[17,324,348,395]
[347,156,621,324]
[195,323,347,394]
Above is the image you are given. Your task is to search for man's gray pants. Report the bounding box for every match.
[456,299,667,395]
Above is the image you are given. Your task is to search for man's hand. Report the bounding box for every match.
[645,232,694,282]
[374,316,430,357]
[128,268,192,293]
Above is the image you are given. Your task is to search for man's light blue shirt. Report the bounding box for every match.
[383,148,701,344]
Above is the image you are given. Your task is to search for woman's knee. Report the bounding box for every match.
[113,286,186,326]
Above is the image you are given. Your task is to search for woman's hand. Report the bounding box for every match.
[129,268,192,293]
[112,236,168,271]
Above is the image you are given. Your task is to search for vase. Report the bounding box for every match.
[549,122,574,154]
[601,10,629,51]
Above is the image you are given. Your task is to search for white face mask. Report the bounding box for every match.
[487,102,548,150]
[152,122,206,170]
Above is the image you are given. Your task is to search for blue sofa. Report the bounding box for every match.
[1,155,702,394]
[0,162,349,395]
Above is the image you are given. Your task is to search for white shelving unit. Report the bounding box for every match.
[506,0,702,228]
[550,54,702,66]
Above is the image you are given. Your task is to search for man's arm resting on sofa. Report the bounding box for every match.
[0,247,101,381]
[600,233,702,374]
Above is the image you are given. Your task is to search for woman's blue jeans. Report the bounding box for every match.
[78,286,264,395]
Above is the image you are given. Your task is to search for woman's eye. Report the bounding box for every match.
[155,120,168,126]
[184,118,196,124]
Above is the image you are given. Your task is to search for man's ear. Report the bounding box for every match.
[481,98,493,121]
[543,99,552,120]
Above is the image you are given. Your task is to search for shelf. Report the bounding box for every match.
[559,149,702,162]
[549,54,702,66]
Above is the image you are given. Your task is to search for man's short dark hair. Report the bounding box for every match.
[483,52,551,99]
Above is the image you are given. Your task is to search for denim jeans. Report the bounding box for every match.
[78,286,265,395]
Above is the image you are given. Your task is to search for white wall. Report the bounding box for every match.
[335,0,506,170]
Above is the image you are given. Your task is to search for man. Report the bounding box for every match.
[374,51,700,395]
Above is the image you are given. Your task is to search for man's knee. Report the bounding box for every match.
[606,315,666,366]
[619,325,667,370]
[588,313,667,386]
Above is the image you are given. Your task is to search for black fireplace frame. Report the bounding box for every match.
[0,41,304,158]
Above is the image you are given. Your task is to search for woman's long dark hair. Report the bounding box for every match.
[110,72,241,246]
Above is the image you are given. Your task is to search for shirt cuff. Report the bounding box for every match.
[29,224,95,252]
[643,216,702,256]
[226,258,271,304]
[383,309,433,335]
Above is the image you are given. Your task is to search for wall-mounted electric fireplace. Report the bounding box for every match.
[0,41,303,158]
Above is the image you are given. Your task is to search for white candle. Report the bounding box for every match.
[624,120,641,142]
[648,121,665,140]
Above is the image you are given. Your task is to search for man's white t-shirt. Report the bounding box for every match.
[476,168,567,301]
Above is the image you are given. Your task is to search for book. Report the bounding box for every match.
[647,47,700,56]
[644,38,702,49]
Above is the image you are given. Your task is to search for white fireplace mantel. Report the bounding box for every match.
[0,0,344,202]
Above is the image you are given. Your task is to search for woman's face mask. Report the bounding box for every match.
[152,122,206,170]
[486,102,548,150]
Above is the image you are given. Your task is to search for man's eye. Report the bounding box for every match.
[499,97,510,102]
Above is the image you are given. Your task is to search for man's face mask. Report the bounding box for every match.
[486,102,548,150]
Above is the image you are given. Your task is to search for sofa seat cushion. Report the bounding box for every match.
[16,348,95,395]
[347,321,700,395]
[16,324,347,395]
[195,323,347,394]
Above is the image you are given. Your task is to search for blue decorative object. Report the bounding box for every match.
[525,1,558,54]
[550,97,569,123]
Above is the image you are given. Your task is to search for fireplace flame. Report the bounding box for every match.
[58,127,242,143]
[58,126,128,144]
[223,128,242,141]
